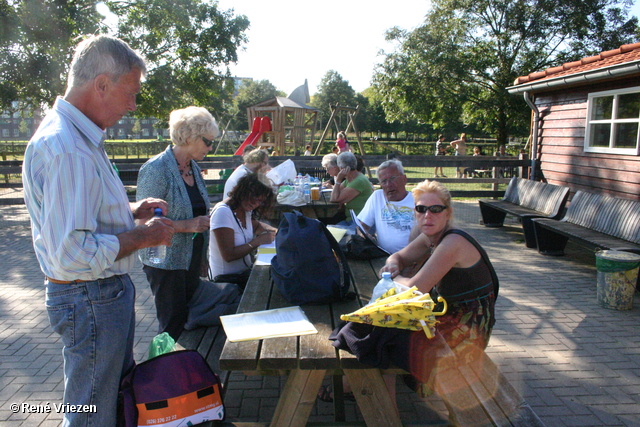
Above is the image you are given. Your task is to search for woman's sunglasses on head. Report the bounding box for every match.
[415,204,447,214]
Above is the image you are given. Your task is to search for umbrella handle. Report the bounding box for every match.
[432,296,448,316]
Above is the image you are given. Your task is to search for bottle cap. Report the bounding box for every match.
[382,272,392,279]
[154,208,163,216]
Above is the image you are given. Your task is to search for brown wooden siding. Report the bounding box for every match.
[533,77,640,200]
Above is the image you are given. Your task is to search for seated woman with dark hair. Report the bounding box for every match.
[209,174,277,289]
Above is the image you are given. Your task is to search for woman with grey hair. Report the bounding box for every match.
[137,106,239,339]
[223,148,270,197]
[321,153,339,189]
[330,151,373,227]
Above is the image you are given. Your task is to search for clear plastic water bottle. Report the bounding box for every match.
[303,182,311,203]
[369,272,395,304]
[148,208,166,264]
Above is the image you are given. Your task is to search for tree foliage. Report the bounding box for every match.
[0,0,103,112]
[0,0,249,124]
[230,79,284,131]
[107,0,249,123]
[372,0,638,145]
[311,70,357,133]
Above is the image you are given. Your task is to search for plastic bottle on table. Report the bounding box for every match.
[369,272,395,304]
[148,208,167,264]
[303,182,311,203]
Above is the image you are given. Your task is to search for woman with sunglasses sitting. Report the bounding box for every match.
[330,179,497,403]
[137,106,239,340]
[384,179,497,396]
[209,173,277,290]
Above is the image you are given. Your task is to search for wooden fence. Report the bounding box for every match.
[0,154,530,205]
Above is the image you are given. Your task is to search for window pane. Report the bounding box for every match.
[614,123,638,148]
[592,96,613,120]
[617,93,640,119]
[590,124,610,147]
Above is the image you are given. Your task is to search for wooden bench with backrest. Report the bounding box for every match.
[532,191,640,292]
[532,190,640,256]
[479,177,570,248]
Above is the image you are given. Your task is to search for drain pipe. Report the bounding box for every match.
[523,91,539,181]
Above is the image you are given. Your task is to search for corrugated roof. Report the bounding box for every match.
[513,42,640,85]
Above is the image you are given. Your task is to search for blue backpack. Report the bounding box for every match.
[271,211,352,305]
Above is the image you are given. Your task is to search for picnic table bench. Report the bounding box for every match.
[479,177,570,248]
[532,190,640,257]
[180,254,545,426]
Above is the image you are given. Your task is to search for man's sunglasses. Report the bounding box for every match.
[202,136,214,147]
[415,204,447,214]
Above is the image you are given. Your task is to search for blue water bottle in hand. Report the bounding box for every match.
[148,208,166,264]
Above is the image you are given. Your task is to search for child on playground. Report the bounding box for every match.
[335,131,351,153]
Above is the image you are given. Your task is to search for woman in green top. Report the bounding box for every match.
[330,151,374,229]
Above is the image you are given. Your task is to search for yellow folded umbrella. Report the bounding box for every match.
[340,286,447,339]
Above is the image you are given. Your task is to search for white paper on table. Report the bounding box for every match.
[255,242,276,265]
[326,226,347,243]
[220,306,318,342]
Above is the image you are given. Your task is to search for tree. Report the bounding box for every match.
[372,0,638,145]
[231,79,284,131]
[107,0,249,123]
[311,70,357,134]
[0,0,104,112]
[131,118,141,137]
[1,0,249,124]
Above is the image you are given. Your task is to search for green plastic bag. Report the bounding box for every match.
[148,332,176,360]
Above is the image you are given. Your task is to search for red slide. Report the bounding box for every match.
[234,116,272,156]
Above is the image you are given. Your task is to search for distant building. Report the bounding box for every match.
[0,102,168,141]
[508,42,640,200]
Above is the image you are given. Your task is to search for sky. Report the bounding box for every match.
[215,0,432,96]
[99,0,640,97]
[215,0,640,97]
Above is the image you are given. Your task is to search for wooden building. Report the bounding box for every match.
[508,43,640,200]
[246,81,318,155]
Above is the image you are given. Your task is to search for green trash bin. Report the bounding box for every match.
[595,250,640,310]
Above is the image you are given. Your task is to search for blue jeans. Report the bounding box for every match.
[46,275,136,427]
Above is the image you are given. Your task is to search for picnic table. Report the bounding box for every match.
[217,256,545,426]
[218,259,406,426]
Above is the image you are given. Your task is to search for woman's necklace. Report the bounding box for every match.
[176,158,193,177]
[233,208,247,229]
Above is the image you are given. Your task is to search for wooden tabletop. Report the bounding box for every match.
[218,258,378,374]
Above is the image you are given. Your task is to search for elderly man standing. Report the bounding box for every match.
[22,35,174,426]
[356,159,416,254]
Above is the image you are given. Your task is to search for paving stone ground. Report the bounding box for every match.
[0,202,638,426]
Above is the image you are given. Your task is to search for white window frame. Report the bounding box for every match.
[584,86,640,155]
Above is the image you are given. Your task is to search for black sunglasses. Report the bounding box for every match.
[415,204,447,214]
[202,136,214,147]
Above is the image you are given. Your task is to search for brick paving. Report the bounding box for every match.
[0,202,638,426]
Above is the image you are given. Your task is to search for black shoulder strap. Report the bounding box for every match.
[320,220,352,298]
[443,228,499,299]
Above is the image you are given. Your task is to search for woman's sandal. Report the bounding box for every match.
[316,384,356,403]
